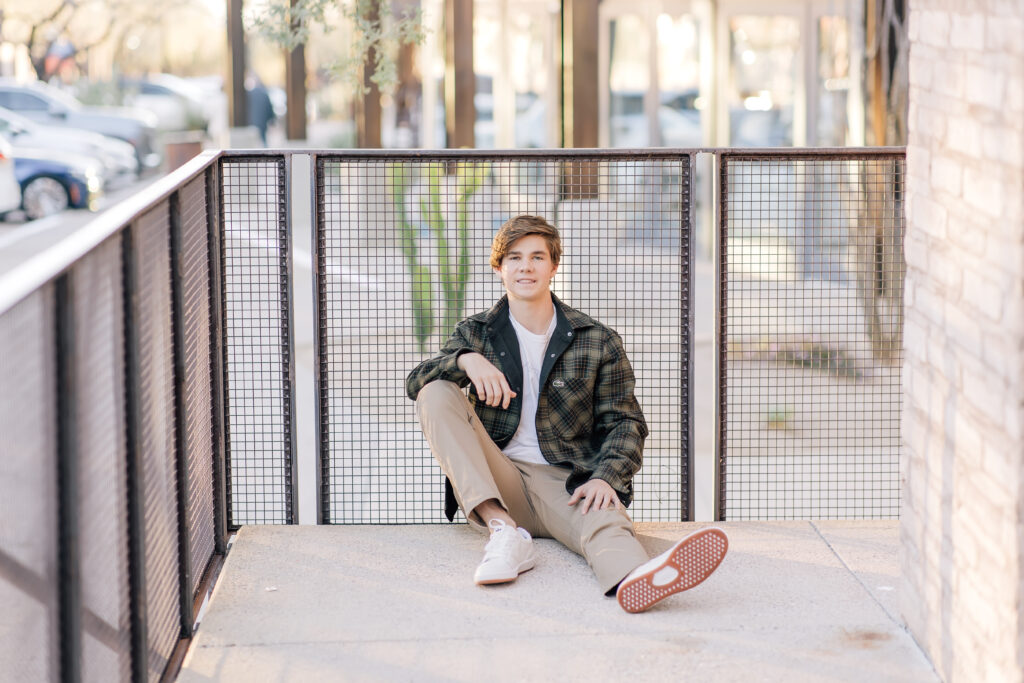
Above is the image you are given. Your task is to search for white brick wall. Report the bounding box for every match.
[902,2,1024,681]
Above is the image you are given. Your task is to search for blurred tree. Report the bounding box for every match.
[865,0,907,145]
[249,0,424,96]
[0,0,188,81]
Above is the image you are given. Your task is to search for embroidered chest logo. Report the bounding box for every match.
[552,379,566,388]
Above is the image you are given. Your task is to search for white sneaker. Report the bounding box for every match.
[474,519,537,585]
[616,527,728,613]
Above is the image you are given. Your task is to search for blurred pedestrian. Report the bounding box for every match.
[245,74,275,147]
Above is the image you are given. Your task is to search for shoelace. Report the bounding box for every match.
[483,520,520,559]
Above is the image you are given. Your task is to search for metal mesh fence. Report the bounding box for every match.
[133,205,182,679]
[73,239,132,683]
[718,152,904,520]
[220,156,293,526]
[0,154,227,682]
[316,153,692,523]
[0,287,58,682]
[178,174,217,594]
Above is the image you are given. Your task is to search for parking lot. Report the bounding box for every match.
[0,173,161,276]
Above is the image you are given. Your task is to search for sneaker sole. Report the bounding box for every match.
[475,559,536,586]
[617,527,728,613]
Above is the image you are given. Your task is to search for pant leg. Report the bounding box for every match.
[515,462,650,594]
[415,381,541,535]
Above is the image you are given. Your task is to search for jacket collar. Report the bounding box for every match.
[469,293,595,332]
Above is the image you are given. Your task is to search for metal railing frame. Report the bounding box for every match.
[0,145,905,680]
[1,151,230,682]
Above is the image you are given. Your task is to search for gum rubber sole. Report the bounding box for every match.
[617,527,729,613]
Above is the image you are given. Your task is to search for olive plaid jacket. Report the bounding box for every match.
[407,294,648,520]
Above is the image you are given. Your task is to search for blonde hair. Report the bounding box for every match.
[490,215,562,269]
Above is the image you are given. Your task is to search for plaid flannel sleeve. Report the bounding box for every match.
[405,324,477,401]
[588,331,648,495]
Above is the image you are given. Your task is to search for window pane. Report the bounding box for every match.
[728,15,800,146]
[657,12,703,147]
[817,16,850,146]
[510,8,551,148]
[0,91,50,112]
[608,14,649,147]
[473,9,500,148]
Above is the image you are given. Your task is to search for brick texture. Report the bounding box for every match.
[902,2,1024,681]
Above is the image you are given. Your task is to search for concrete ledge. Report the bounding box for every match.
[178,522,936,682]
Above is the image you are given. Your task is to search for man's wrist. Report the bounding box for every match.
[455,350,478,371]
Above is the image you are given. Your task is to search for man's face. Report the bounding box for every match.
[493,234,558,304]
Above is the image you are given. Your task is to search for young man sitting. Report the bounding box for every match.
[406,214,727,613]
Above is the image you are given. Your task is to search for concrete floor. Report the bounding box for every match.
[178,521,937,682]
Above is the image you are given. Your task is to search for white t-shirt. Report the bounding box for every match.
[502,309,557,465]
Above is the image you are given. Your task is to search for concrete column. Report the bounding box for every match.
[901,1,1024,679]
[444,0,474,148]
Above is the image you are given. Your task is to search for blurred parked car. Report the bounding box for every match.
[12,148,104,220]
[0,106,137,185]
[0,137,21,216]
[0,79,160,170]
[121,74,210,131]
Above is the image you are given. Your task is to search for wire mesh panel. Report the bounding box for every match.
[220,156,293,525]
[133,205,182,679]
[73,238,132,683]
[317,153,692,523]
[179,175,216,592]
[719,152,904,519]
[0,288,58,682]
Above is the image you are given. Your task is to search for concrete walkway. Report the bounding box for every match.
[178,522,937,682]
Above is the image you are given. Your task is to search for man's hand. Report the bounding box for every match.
[457,352,517,409]
[567,478,620,515]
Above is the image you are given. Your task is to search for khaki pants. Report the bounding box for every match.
[416,381,649,593]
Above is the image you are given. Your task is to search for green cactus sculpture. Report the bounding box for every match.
[390,163,434,351]
[390,161,489,352]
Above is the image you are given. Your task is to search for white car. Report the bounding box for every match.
[0,106,137,185]
[0,79,160,169]
[0,136,21,215]
[122,73,210,131]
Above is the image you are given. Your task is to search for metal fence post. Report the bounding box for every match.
[167,191,195,637]
[310,154,325,526]
[684,152,696,522]
[207,164,230,547]
[713,152,726,522]
[283,154,300,525]
[55,274,81,683]
[288,153,319,525]
[121,225,149,683]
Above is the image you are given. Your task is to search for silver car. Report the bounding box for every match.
[0,106,137,185]
[0,79,160,170]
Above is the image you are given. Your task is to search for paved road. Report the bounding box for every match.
[0,175,162,277]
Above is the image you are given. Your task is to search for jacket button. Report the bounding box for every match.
[567,331,573,337]
[550,353,556,358]
[500,351,505,356]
